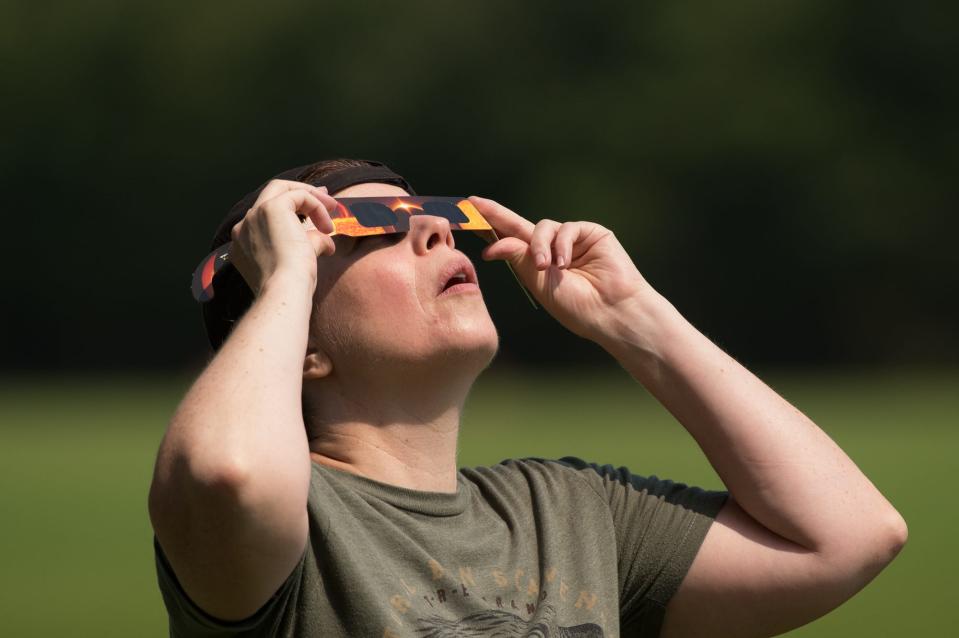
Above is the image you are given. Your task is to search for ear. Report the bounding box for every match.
[303,341,333,380]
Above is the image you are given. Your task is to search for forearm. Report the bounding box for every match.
[599,290,907,556]
[155,271,315,507]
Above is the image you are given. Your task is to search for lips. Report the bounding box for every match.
[437,256,479,296]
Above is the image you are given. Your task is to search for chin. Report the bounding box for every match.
[467,328,500,370]
[427,318,500,377]
[445,322,499,363]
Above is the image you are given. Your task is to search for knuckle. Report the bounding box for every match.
[255,180,284,201]
[260,197,289,215]
[271,178,298,190]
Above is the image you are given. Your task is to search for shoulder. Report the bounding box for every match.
[459,455,681,493]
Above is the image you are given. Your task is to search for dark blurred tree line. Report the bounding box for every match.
[1,0,956,371]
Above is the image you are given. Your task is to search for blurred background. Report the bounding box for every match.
[1,0,955,635]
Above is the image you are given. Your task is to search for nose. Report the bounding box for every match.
[409,214,455,255]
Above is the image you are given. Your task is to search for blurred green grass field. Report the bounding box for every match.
[1,368,954,637]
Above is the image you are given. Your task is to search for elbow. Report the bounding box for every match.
[858,507,909,570]
[149,454,263,537]
[153,451,309,515]
[189,456,254,494]
[841,508,909,579]
[882,508,909,561]
[179,456,260,508]
[150,451,255,515]
[817,507,908,584]
[853,509,908,593]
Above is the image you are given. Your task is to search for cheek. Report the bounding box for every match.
[345,261,418,315]
[314,261,423,355]
[321,257,417,312]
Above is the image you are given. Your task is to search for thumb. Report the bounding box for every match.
[482,236,531,265]
[306,229,336,258]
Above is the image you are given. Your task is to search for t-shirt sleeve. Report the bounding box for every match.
[554,456,729,636]
[153,536,305,637]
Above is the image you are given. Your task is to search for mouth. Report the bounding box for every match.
[437,257,480,297]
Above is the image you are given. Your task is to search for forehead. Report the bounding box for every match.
[331,182,410,198]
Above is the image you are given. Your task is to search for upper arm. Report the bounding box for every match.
[660,497,883,638]
[148,458,310,622]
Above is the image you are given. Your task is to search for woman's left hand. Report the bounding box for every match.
[469,195,661,344]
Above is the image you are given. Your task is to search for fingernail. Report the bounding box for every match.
[535,253,547,268]
[557,255,565,268]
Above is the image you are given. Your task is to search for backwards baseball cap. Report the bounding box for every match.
[199,158,536,352]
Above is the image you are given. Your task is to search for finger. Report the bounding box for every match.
[300,184,340,217]
[261,189,335,234]
[306,228,336,258]
[468,196,535,242]
[552,222,585,269]
[304,196,337,235]
[481,237,547,299]
[299,186,339,234]
[311,190,341,225]
[529,219,562,270]
[258,180,338,230]
[481,236,531,264]
[255,179,332,210]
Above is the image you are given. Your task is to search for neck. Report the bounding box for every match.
[304,368,474,493]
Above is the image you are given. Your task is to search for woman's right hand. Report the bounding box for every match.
[228,179,340,295]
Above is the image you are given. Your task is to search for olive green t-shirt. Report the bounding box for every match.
[155,456,728,637]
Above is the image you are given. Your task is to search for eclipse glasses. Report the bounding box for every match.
[191,196,538,308]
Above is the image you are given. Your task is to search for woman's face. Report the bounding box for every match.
[309,182,499,381]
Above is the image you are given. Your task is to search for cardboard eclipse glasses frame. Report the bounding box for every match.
[191,196,538,308]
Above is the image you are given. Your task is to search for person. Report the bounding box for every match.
[148,158,908,638]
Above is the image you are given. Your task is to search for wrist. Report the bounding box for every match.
[259,268,317,301]
[596,290,687,383]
